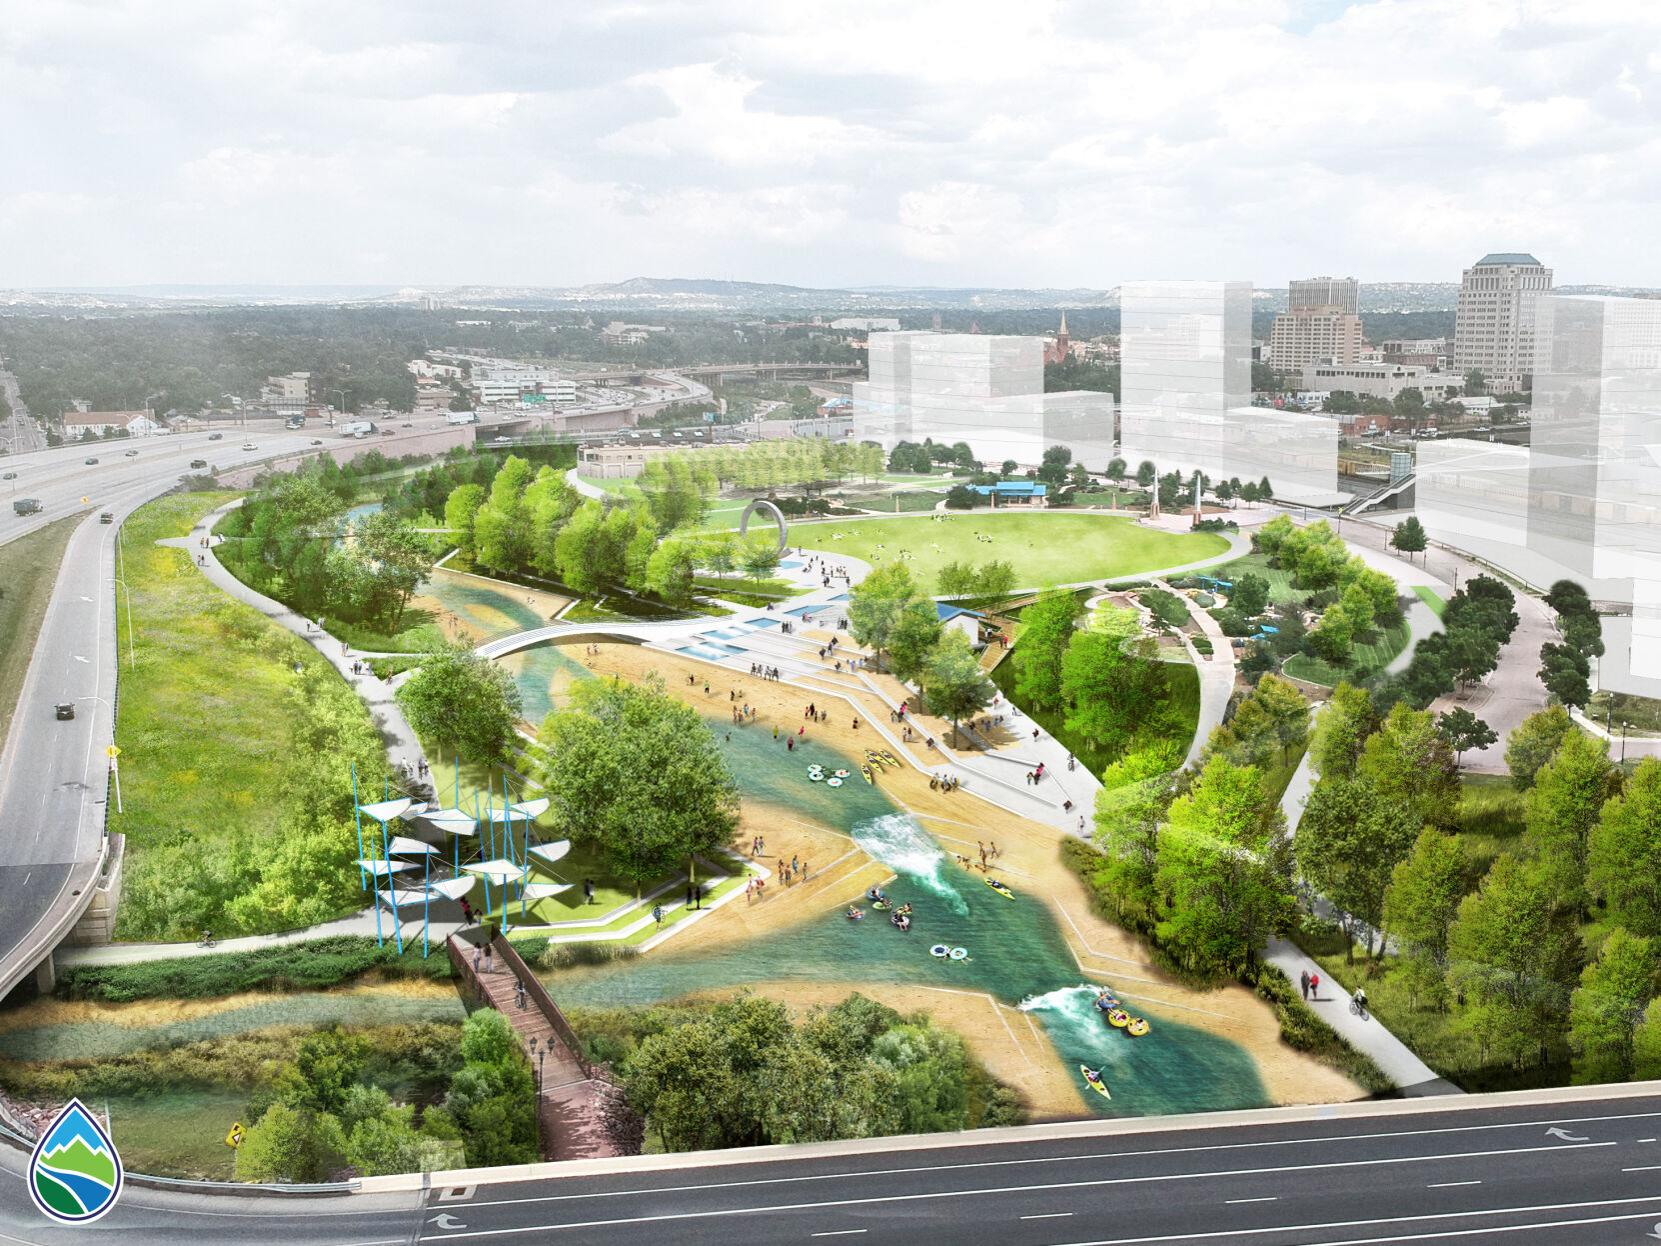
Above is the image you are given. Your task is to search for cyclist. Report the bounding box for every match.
[1352,986,1369,1016]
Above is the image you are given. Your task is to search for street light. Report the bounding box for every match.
[115,532,135,672]
[76,696,122,816]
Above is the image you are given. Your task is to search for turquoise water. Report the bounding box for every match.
[555,726,1269,1120]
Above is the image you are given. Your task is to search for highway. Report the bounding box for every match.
[0,421,456,1000]
[6,1085,1661,1242]
[0,366,45,455]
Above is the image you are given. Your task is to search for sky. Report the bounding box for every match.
[2,0,1659,290]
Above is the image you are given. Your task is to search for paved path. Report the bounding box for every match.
[186,499,432,785]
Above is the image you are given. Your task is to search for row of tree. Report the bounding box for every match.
[1538,579,1605,710]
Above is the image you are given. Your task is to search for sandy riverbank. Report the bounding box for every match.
[554,641,1365,1112]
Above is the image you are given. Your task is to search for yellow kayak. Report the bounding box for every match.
[1079,1064,1112,1100]
[984,878,1015,900]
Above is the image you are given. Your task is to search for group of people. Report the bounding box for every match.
[955,840,1001,871]
[1025,761,1048,786]
[749,663,782,680]
[929,772,962,793]
[729,701,758,725]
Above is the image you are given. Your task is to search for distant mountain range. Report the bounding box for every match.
[3,276,1656,315]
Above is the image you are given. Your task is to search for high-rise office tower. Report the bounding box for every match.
[1453,253,1553,392]
[1288,276,1359,314]
[1269,302,1364,371]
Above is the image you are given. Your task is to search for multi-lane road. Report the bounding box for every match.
[0,423,447,999]
[0,366,45,455]
[7,1084,1661,1243]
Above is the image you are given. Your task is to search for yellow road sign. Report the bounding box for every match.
[225,1122,244,1148]
[81,496,89,504]
[105,745,121,759]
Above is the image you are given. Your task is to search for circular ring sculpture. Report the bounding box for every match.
[739,498,789,554]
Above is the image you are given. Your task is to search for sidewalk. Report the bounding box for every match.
[1263,938,1458,1097]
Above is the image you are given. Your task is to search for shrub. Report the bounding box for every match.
[57,937,454,1002]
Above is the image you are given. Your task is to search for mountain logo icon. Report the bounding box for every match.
[27,1098,123,1224]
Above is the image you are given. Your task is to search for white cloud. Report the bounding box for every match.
[1,0,1660,286]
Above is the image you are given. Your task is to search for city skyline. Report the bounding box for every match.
[3,0,1659,288]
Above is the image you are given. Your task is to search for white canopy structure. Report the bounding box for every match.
[356,858,417,877]
[358,797,413,824]
[388,835,439,856]
[422,809,479,836]
[463,859,524,883]
[513,798,550,820]
[522,882,573,901]
[529,841,572,867]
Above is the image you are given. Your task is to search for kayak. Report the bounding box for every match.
[983,878,1015,900]
[865,750,890,768]
[930,944,950,958]
[1107,1008,1131,1029]
[878,750,899,766]
[1126,1017,1151,1038]
[861,765,875,785]
[1079,1065,1112,1100]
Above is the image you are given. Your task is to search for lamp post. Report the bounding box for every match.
[77,696,122,816]
[115,532,135,671]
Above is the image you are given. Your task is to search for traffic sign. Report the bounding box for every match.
[225,1122,244,1149]
[105,745,121,759]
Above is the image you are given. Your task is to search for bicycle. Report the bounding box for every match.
[1349,994,1369,1019]
[197,930,216,949]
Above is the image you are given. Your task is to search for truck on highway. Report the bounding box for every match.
[12,498,42,516]
[341,421,375,438]
[447,411,479,425]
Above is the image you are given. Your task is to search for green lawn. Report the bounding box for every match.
[1198,552,1303,606]
[110,493,385,941]
[1283,616,1412,687]
[1414,586,1447,617]
[797,513,1229,591]
[0,515,78,759]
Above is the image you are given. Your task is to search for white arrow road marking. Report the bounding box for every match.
[73,655,89,663]
[428,1213,467,1230]
[1547,1127,1591,1142]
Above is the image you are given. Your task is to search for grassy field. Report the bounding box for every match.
[797,513,1229,591]
[110,493,384,940]
[1283,616,1412,687]
[1199,551,1303,605]
[0,516,78,759]
[1414,586,1447,616]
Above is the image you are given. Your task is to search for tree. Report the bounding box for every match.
[848,564,919,666]
[1390,515,1429,562]
[1437,708,1498,768]
[1090,751,1177,924]
[1155,757,1292,977]
[740,535,782,585]
[536,676,739,889]
[887,600,944,683]
[1062,620,1167,755]
[923,631,995,745]
[1590,759,1661,936]
[1447,855,1581,1068]
[1012,591,1080,712]
[444,483,487,557]
[1506,706,1576,790]
[936,561,978,598]
[644,535,700,604]
[1310,681,1377,779]
[1250,673,1309,763]
[1135,460,1157,488]
[1298,777,1420,961]
[1358,702,1460,829]
[1307,603,1354,664]
[1383,829,1467,1009]
[1568,930,1657,1084]
[974,560,1017,602]
[1105,458,1127,483]
[1539,641,1592,709]
[1527,729,1617,914]
[703,533,737,579]
[235,1103,343,1184]
[396,646,523,763]
[1635,998,1661,1080]
[1230,573,1270,617]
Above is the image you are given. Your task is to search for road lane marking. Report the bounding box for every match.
[415,1142,1615,1240]
[1226,1197,1277,1204]
[1427,1181,1481,1188]
[1623,1165,1661,1172]
[810,1232,867,1238]
[1642,1138,1658,1143]
[453,1115,1656,1216]
[1022,1212,1075,1219]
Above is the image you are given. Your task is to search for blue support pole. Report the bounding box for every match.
[421,848,430,959]
[381,821,404,955]
[351,764,367,890]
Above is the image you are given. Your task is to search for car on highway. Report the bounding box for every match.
[99,512,114,524]
[208,432,223,440]
[12,498,42,516]
[241,442,256,450]
[1,471,15,479]
[401,421,412,427]
[310,438,322,445]
[54,703,74,721]
[493,436,511,443]
[190,458,208,469]
[124,448,139,457]
[83,456,99,464]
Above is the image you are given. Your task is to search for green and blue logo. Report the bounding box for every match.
[28,1098,123,1224]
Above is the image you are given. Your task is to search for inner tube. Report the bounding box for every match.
[833,769,850,778]
[1107,1009,1131,1028]
[1126,1018,1151,1037]
[871,900,889,911]
[826,777,844,787]
[930,944,950,958]
[948,947,968,961]
[1094,993,1120,1011]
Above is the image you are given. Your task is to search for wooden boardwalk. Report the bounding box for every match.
[448,933,629,1162]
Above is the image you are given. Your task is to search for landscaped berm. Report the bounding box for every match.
[796,513,1230,590]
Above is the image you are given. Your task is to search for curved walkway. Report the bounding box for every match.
[184,499,431,787]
